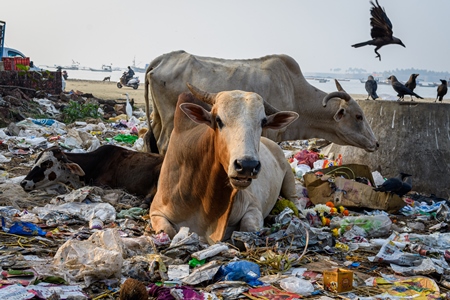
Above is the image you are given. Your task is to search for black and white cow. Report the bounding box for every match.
[20,145,163,206]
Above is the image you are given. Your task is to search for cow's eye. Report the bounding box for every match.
[41,160,51,168]
[216,116,224,129]
[261,118,268,127]
[356,115,363,121]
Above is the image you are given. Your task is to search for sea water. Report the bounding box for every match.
[40,67,441,99]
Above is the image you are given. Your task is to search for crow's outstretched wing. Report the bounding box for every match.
[369,0,393,39]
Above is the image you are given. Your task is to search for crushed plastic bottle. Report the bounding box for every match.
[330,214,392,238]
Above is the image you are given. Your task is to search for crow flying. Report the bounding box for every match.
[436,79,448,103]
[352,0,405,61]
[388,75,423,101]
[365,75,378,100]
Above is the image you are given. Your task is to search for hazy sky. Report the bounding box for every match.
[3,0,449,73]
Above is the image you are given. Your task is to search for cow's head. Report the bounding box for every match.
[20,146,85,192]
[322,80,379,152]
[180,83,298,190]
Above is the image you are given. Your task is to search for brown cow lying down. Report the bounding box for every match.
[149,84,299,243]
[20,145,163,207]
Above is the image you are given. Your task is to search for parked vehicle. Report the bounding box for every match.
[117,72,140,89]
[2,47,26,58]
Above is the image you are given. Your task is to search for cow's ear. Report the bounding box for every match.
[264,112,299,130]
[65,163,85,176]
[179,103,213,127]
[333,108,346,122]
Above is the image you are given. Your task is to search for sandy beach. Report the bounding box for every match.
[65,79,146,106]
[66,79,439,107]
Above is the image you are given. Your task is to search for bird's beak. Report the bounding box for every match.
[400,42,406,48]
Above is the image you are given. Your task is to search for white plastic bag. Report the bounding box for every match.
[52,229,124,286]
[279,277,314,295]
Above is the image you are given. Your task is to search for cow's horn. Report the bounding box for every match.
[263,101,279,115]
[322,91,352,107]
[334,79,346,92]
[186,83,216,105]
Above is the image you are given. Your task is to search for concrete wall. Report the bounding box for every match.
[323,100,450,198]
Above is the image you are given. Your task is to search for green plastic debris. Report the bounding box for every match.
[270,198,299,217]
[113,134,138,144]
[188,258,206,268]
[117,207,147,219]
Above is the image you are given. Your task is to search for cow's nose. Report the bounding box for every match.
[234,159,261,177]
[20,180,27,188]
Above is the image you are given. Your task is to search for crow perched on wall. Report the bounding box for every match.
[352,0,405,61]
[435,79,448,103]
[405,74,419,92]
[404,74,420,101]
[388,75,423,101]
[365,75,379,100]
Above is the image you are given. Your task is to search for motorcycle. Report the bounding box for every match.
[117,72,140,90]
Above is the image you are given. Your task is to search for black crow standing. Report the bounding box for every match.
[374,172,411,194]
[435,79,448,103]
[404,74,419,101]
[365,75,379,100]
[387,75,423,101]
[405,74,419,92]
[352,0,405,61]
[396,175,412,197]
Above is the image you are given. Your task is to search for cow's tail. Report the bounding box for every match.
[143,60,161,154]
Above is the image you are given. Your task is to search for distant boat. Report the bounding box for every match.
[131,66,146,73]
[317,78,329,83]
[418,81,438,88]
[59,60,80,70]
[131,57,147,73]
[360,77,390,85]
[89,64,112,72]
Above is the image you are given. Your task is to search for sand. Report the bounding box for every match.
[65,79,435,108]
[65,79,146,106]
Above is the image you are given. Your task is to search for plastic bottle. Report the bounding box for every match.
[330,215,392,238]
[32,119,56,126]
[89,218,104,230]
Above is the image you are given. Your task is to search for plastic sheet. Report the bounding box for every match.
[279,277,315,295]
[51,228,124,286]
[215,261,263,287]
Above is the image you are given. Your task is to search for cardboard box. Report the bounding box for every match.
[303,164,406,213]
[323,268,353,293]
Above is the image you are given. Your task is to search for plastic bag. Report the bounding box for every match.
[7,221,47,236]
[52,228,124,286]
[294,164,311,178]
[215,261,263,286]
[331,215,392,238]
[112,134,138,144]
[279,277,314,295]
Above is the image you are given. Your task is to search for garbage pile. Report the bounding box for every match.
[0,91,450,299]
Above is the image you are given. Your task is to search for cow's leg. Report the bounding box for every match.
[150,215,177,238]
[239,203,264,233]
[280,166,298,202]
